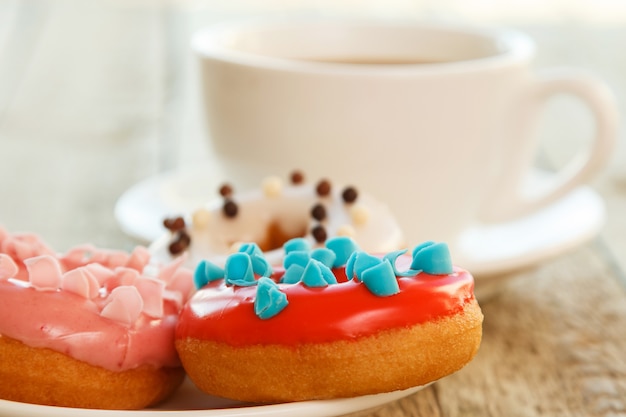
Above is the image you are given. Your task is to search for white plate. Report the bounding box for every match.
[114,167,605,279]
[0,378,426,417]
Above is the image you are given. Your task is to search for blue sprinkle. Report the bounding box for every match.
[239,242,264,257]
[319,261,338,285]
[311,248,336,269]
[352,252,382,282]
[193,260,224,289]
[383,249,420,277]
[193,260,209,289]
[325,237,359,267]
[301,260,330,287]
[283,238,311,254]
[227,278,258,287]
[361,260,400,297]
[284,251,310,269]
[410,241,435,263]
[225,253,256,286]
[238,243,273,277]
[411,242,453,275]
[254,277,288,319]
[250,254,273,277]
[345,251,359,281]
[281,264,305,284]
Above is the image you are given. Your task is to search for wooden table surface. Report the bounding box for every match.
[1,1,625,416]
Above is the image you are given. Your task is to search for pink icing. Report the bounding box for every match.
[86,263,117,285]
[0,254,18,279]
[0,232,54,261]
[61,268,100,299]
[0,228,193,372]
[101,286,144,325]
[0,227,55,279]
[24,255,63,291]
[134,276,166,318]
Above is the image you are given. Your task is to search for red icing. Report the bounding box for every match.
[176,255,475,346]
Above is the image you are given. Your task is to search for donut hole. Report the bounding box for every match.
[187,191,318,259]
[257,220,308,252]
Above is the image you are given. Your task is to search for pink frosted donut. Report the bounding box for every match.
[0,227,193,409]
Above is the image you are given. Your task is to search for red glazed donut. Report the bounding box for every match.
[0,227,193,409]
[175,236,483,403]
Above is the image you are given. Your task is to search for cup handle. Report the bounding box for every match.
[481,69,618,223]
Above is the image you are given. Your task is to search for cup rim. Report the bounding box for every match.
[191,17,535,75]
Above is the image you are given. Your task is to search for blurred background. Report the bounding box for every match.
[0,0,624,260]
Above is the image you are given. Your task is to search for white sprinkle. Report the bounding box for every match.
[350,204,370,226]
[262,176,283,198]
[336,224,356,238]
[229,242,243,254]
[192,209,211,228]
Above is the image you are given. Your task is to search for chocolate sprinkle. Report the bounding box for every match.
[223,199,239,218]
[163,216,185,232]
[341,186,358,204]
[168,241,184,255]
[311,225,328,243]
[219,184,233,197]
[316,179,331,197]
[168,230,191,255]
[310,203,327,221]
[178,230,191,245]
[290,170,305,184]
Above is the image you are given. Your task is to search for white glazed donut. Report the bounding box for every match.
[150,171,405,268]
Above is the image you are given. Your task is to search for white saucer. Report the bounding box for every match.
[454,184,605,277]
[0,378,426,417]
[114,167,605,279]
[115,167,226,243]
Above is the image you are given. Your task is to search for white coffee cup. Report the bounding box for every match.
[192,18,618,253]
